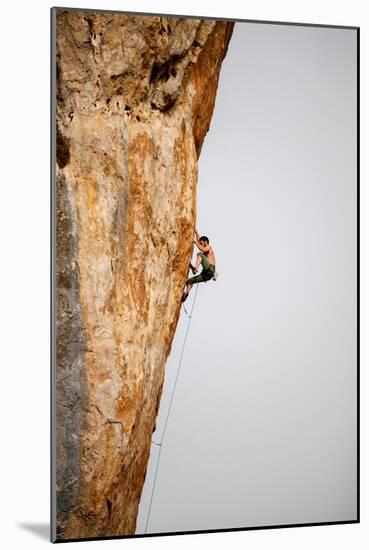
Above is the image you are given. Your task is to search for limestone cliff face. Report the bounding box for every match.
[55,9,233,540]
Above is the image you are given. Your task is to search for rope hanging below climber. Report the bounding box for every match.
[145,227,218,533]
[145,283,199,534]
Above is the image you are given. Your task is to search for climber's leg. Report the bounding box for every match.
[182,271,205,302]
[186,272,205,286]
[182,282,192,302]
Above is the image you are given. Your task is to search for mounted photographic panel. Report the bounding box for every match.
[51,6,359,543]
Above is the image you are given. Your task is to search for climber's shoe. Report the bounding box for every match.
[181,290,189,302]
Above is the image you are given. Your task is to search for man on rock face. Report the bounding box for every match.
[182,228,217,302]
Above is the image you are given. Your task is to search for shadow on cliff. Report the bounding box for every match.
[18,522,49,541]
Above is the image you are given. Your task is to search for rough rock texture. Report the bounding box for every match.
[55,9,233,540]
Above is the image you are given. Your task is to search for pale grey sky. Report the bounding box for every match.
[136,20,357,534]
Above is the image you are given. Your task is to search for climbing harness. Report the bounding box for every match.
[144,283,199,534]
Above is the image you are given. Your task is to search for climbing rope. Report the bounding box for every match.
[144,283,200,534]
[182,300,192,318]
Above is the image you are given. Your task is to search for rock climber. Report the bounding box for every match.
[182,228,217,302]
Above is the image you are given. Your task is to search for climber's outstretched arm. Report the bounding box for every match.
[193,228,210,252]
